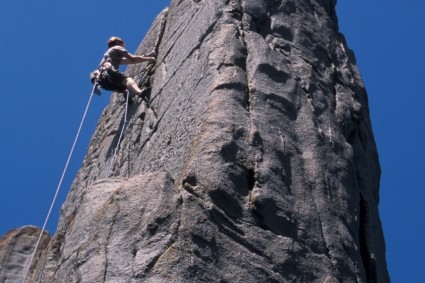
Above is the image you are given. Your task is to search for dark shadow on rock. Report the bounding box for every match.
[251,197,297,239]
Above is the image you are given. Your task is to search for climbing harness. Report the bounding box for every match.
[90,61,126,95]
[22,83,98,283]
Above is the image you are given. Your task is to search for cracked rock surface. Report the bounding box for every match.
[4,0,390,282]
[0,227,50,283]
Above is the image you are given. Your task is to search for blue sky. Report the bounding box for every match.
[0,1,423,282]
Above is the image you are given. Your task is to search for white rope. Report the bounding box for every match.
[107,91,130,177]
[21,83,97,283]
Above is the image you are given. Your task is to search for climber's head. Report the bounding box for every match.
[108,36,125,48]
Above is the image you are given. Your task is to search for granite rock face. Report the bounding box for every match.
[7,0,390,282]
[0,227,50,283]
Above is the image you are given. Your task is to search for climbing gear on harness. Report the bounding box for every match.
[90,70,102,95]
[90,63,127,94]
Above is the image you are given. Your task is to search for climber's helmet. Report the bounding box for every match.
[108,36,125,48]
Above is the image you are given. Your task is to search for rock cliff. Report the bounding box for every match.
[2,0,390,282]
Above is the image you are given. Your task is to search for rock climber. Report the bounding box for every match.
[91,36,156,98]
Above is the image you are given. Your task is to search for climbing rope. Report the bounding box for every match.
[21,83,98,283]
[107,90,130,177]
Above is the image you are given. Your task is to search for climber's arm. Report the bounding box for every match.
[121,52,156,65]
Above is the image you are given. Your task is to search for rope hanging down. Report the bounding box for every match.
[107,90,130,176]
[106,60,158,177]
[22,83,98,283]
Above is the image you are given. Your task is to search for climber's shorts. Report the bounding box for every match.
[95,68,128,93]
[106,69,127,90]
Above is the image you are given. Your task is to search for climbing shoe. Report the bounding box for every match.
[137,89,150,106]
[137,87,150,98]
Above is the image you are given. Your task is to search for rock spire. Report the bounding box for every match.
[2,0,390,282]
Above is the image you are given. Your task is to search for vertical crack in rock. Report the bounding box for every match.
[102,190,122,282]
[237,0,269,228]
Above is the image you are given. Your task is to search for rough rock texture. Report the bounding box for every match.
[5,0,391,282]
[0,227,50,283]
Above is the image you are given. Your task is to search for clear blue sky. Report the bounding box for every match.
[0,1,423,282]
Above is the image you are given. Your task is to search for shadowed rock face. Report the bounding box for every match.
[5,0,390,282]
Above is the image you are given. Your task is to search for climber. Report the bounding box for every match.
[91,36,156,98]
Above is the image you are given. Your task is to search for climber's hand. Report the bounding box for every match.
[147,57,156,63]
